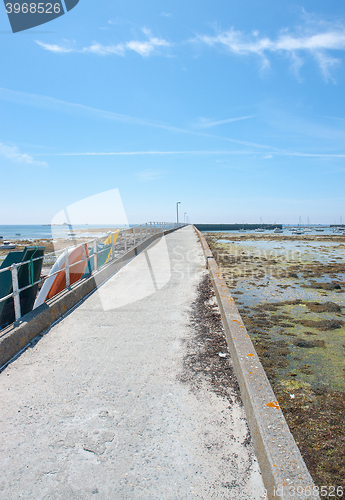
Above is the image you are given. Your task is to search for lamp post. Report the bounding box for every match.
[176,202,181,224]
[184,212,187,223]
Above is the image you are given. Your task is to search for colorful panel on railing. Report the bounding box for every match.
[34,243,88,308]
[0,246,45,328]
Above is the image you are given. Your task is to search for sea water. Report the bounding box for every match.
[0,224,130,240]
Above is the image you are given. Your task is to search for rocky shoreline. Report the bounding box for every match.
[205,232,345,496]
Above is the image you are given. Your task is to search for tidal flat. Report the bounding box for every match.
[205,232,345,494]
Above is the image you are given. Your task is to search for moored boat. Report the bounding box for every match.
[0,241,17,250]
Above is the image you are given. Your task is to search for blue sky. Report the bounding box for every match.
[0,0,345,224]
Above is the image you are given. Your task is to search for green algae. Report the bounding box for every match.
[206,232,345,494]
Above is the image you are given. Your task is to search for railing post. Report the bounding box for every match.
[82,242,86,265]
[11,263,21,321]
[150,222,152,236]
[145,223,147,239]
[140,224,142,242]
[64,250,70,287]
[133,226,136,246]
[111,232,115,260]
[93,239,98,270]
[124,230,127,252]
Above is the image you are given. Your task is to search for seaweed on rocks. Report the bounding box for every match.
[306,302,342,313]
[205,232,345,496]
[304,282,342,291]
[273,381,345,495]
[297,319,344,330]
[293,339,326,348]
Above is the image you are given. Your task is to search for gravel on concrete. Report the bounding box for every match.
[0,226,267,499]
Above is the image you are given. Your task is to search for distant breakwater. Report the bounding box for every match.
[195,224,282,231]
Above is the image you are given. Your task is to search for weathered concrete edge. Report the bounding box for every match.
[193,227,319,500]
[0,228,178,370]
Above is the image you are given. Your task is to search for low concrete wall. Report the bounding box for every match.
[194,223,281,231]
[0,228,178,370]
[194,227,320,500]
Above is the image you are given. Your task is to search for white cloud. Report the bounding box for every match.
[34,18,345,80]
[193,22,345,81]
[35,41,73,53]
[126,37,169,57]
[35,28,170,57]
[37,150,345,159]
[40,150,259,157]
[0,87,278,152]
[136,169,165,181]
[0,142,47,166]
[313,51,340,83]
[193,115,255,128]
[83,42,125,56]
[2,88,344,159]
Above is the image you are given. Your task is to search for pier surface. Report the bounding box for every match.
[0,226,266,499]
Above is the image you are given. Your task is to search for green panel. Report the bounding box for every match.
[0,246,45,329]
[0,251,25,322]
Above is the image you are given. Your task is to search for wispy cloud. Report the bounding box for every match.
[35,28,171,57]
[37,150,345,159]
[38,150,258,157]
[0,87,160,127]
[0,87,283,152]
[2,88,344,159]
[192,20,345,81]
[0,142,47,166]
[34,15,345,81]
[35,41,73,53]
[136,169,165,181]
[325,115,345,121]
[193,115,255,129]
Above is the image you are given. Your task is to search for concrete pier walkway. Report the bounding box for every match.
[0,226,267,499]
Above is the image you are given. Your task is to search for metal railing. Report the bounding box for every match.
[0,222,187,327]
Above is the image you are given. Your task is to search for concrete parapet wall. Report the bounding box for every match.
[0,228,178,370]
[194,223,281,231]
[194,226,320,500]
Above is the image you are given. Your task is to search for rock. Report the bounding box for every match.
[293,339,326,348]
[306,302,341,313]
[298,319,343,330]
